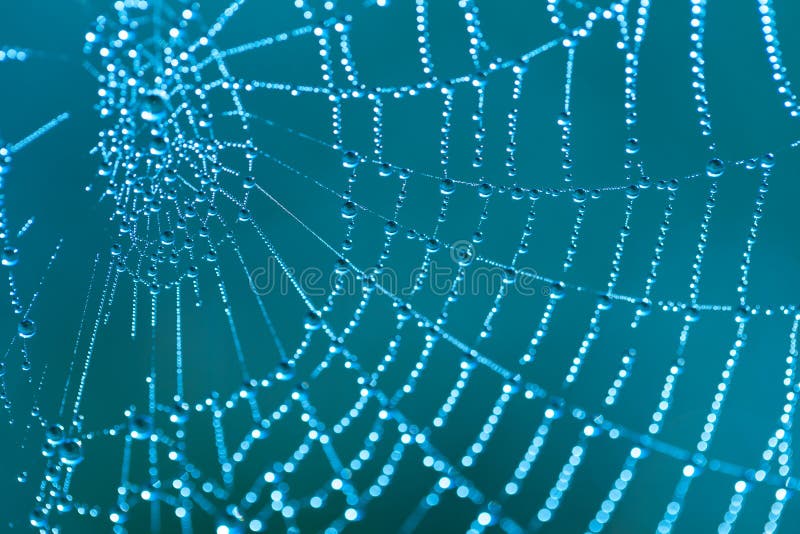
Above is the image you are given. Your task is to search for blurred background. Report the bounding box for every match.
[1,0,800,532]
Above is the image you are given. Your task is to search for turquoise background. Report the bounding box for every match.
[1,0,800,532]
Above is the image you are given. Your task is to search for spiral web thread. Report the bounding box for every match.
[8,0,800,533]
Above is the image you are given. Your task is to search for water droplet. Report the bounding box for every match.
[149,135,169,156]
[478,182,493,198]
[735,305,751,323]
[29,508,47,528]
[572,189,587,203]
[58,439,84,466]
[383,220,398,236]
[215,513,244,534]
[2,246,19,266]
[18,318,36,339]
[276,361,295,381]
[451,241,475,267]
[706,158,725,178]
[304,312,322,331]
[378,163,393,177]
[635,298,652,317]
[545,397,565,419]
[342,150,360,169]
[760,153,776,169]
[45,426,65,448]
[340,201,357,219]
[160,231,175,245]
[439,179,455,195]
[129,414,153,440]
[550,282,566,299]
[397,303,413,321]
[140,90,169,123]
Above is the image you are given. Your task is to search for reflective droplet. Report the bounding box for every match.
[149,136,169,156]
[735,305,751,323]
[304,311,322,331]
[140,90,169,122]
[45,424,65,445]
[29,508,47,528]
[18,318,36,338]
[342,150,360,169]
[397,303,413,321]
[439,179,456,195]
[58,439,84,466]
[129,414,154,440]
[452,241,475,267]
[706,158,725,178]
[2,246,19,266]
[378,163,393,177]
[340,201,357,219]
[383,220,398,236]
[160,231,175,246]
[635,298,652,317]
[550,282,566,299]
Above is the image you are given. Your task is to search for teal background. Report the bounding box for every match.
[1,0,800,532]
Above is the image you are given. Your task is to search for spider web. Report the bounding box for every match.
[5,0,800,533]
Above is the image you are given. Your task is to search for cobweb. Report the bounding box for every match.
[4,0,800,532]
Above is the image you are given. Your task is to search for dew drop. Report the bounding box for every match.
[140,90,169,123]
[340,201,357,219]
[58,439,84,466]
[342,150,360,169]
[129,414,154,440]
[304,312,322,331]
[18,318,36,338]
[439,179,456,195]
[2,246,19,266]
[45,424,65,445]
[705,158,725,178]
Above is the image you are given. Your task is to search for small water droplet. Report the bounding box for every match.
[17,318,36,339]
[2,246,19,266]
[342,150,360,169]
[705,158,725,178]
